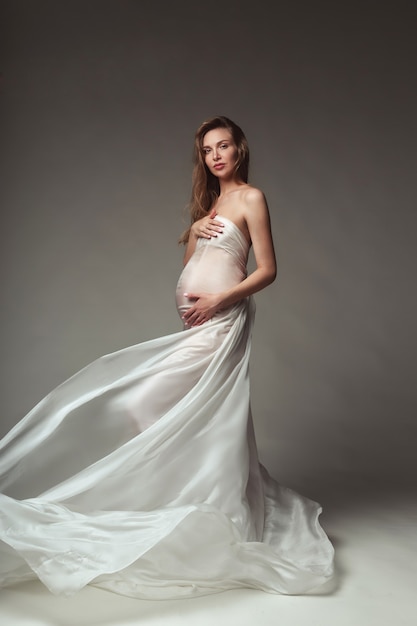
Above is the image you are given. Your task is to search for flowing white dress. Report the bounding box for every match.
[0,217,334,599]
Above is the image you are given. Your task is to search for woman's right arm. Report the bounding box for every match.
[183,210,224,265]
[183,231,198,265]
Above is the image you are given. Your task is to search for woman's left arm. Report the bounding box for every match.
[183,189,277,326]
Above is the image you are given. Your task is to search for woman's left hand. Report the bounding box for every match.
[182,292,224,326]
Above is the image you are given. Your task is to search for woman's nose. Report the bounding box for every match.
[212,149,220,161]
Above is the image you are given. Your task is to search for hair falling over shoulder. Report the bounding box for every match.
[178,116,250,244]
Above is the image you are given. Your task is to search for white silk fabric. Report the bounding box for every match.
[0,217,334,598]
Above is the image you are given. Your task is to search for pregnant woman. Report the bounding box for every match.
[0,116,334,599]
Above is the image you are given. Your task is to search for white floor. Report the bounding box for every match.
[1,487,416,626]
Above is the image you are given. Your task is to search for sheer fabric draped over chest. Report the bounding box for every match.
[176,216,249,322]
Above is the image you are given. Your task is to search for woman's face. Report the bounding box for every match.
[202,128,238,180]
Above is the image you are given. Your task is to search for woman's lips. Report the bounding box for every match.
[214,164,225,170]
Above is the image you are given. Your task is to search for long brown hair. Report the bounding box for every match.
[179,116,250,244]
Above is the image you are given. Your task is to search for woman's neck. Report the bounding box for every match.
[218,178,246,197]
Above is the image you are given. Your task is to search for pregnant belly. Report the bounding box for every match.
[175,248,245,319]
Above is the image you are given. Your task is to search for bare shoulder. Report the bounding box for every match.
[240,184,266,205]
[238,185,269,224]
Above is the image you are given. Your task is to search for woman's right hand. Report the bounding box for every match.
[191,209,224,239]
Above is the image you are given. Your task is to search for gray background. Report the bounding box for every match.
[1,0,416,501]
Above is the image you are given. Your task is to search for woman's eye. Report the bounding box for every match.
[220,144,228,149]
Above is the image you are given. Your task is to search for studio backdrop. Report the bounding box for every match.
[1,0,416,498]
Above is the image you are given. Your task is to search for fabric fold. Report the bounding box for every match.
[0,216,334,597]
